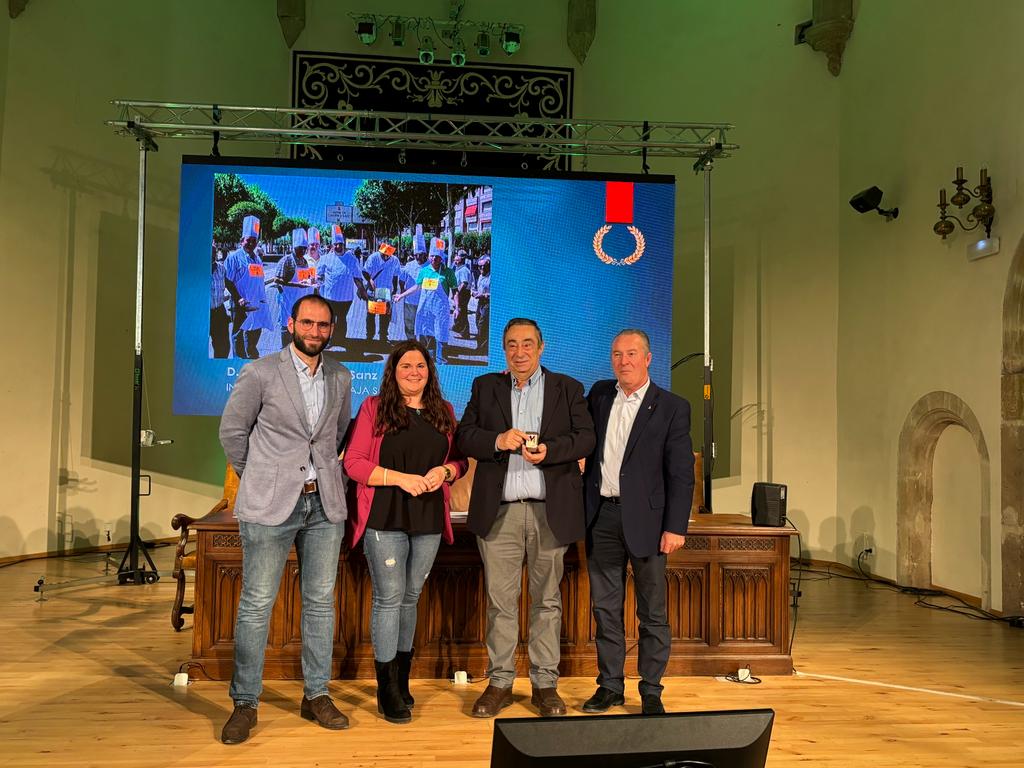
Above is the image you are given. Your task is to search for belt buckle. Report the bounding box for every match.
[303,479,318,494]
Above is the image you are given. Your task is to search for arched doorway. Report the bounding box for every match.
[897,392,991,608]
[1001,237,1024,615]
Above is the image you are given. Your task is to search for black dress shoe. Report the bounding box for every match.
[581,686,625,713]
[641,694,666,714]
[221,704,257,744]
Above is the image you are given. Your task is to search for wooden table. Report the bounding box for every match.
[188,509,796,680]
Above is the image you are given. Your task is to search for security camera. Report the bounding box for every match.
[849,186,898,221]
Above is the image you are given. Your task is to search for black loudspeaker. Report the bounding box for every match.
[490,708,774,768]
[751,482,787,527]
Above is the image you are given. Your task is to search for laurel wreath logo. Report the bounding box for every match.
[592,224,646,266]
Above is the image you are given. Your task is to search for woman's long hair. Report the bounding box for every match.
[374,340,456,436]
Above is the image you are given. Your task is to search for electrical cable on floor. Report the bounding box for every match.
[786,518,803,658]
[723,670,762,685]
[792,552,1024,627]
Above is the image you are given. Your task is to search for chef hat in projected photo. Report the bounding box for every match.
[414,223,427,254]
[428,237,446,258]
[291,228,309,249]
[379,242,396,256]
[331,224,345,244]
[307,227,321,246]
[242,215,261,240]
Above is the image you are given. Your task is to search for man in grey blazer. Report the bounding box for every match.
[218,294,353,744]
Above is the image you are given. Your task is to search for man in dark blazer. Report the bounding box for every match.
[456,318,595,718]
[582,329,694,715]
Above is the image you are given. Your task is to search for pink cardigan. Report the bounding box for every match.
[342,395,468,548]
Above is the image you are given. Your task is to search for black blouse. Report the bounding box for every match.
[367,408,449,534]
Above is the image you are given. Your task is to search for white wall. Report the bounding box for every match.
[1,1,843,560]
[836,1,1020,609]
[932,425,984,598]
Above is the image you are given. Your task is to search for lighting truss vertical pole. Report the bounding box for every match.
[117,130,160,585]
[701,157,714,512]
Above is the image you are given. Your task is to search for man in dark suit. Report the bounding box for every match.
[582,329,694,715]
[456,318,595,718]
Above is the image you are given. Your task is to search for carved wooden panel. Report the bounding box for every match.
[667,566,708,642]
[719,536,775,551]
[212,564,242,645]
[189,517,795,680]
[419,565,486,645]
[720,565,773,642]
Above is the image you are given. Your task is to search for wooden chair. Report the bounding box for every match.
[170,465,239,631]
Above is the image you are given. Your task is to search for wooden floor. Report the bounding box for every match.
[0,547,1021,767]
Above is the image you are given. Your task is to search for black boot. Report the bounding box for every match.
[375,659,412,724]
[394,649,414,709]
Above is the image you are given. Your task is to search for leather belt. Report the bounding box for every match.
[505,498,544,505]
[601,496,621,505]
[302,479,319,495]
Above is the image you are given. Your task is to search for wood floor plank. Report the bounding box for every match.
[0,548,1021,766]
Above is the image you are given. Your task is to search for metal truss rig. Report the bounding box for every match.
[107,100,737,161]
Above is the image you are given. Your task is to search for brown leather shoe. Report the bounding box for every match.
[301,695,350,730]
[530,686,567,717]
[221,704,257,744]
[471,685,514,718]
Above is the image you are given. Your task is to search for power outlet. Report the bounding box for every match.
[855,533,876,559]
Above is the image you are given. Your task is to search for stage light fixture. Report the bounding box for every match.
[390,19,405,46]
[501,28,521,55]
[418,37,435,64]
[475,30,491,56]
[356,18,377,45]
[451,38,466,66]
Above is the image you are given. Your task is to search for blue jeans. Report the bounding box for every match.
[362,529,442,662]
[230,493,344,707]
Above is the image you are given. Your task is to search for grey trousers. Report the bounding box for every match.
[476,501,567,689]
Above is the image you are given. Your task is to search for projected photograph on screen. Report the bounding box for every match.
[210,175,493,366]
[178,157,675,417]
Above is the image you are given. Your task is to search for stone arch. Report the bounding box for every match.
[897,391,991,608]
[1001,236,1024,614]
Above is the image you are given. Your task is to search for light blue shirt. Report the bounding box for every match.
[319,249,361,302]
[455,264,473,290]
[365,252,401,298]
[290,345,325,482]
[400,258,423,290]
[502,367,546,502]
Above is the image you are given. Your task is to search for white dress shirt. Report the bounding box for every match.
[290,345,325,482]
[599,378,651,498]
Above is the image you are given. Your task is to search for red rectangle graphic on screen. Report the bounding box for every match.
[605,181,634,224]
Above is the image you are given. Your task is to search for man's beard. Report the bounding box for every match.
[294,334,326,357]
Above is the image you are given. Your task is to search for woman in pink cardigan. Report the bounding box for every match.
[343,340,467,724]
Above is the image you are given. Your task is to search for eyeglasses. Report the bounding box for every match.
[295,319,333,332]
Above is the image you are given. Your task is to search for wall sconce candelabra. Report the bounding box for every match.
[933,166,995,240]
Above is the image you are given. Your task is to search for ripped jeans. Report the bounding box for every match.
[362,529,442,662]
